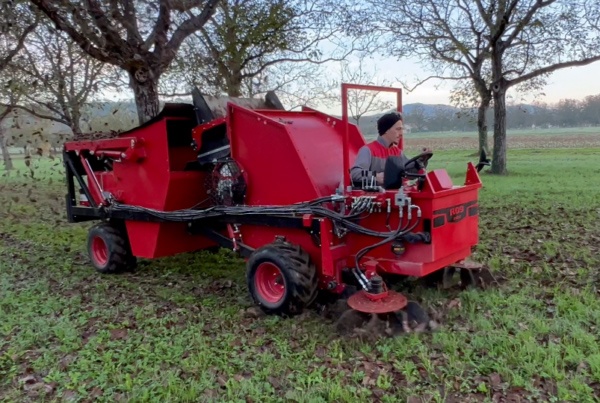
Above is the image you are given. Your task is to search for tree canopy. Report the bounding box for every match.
[29,0,220,124]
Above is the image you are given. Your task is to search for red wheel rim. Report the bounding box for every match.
[254,262,285,303]
[91,236,108,266]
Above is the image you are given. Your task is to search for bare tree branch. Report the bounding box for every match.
[0,21,38,71]
[164,0,220,65]
[29,0,113,64]
[510,55,600,87]
[9,104,69,126]
[397,74,472,93]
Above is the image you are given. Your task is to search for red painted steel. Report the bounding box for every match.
[224,98,481,282]
[66,108,216,258]
[255,262,285,303]
[79,153,104,205]
[91,236,108,266]
[227,104,366,204]
[64,84,483,299]
[337,165,481,278]
[428,169,454,190]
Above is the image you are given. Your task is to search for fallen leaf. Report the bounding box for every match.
[244,307,264,319]
[62,390,77,400]
[489,372,502,389]
[89,387,103,398]
[268,376,281,389]
[110,328,128,340]
[448,299,461,309]
[577,361,589,373]
[217,375,227,387]
[372,388,385,398]
[19,374,37,384]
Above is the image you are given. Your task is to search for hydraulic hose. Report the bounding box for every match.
[353,205,421,281]
[107,194,412,239]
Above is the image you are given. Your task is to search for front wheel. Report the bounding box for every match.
[87,222,136,274]
[246,241,318,316]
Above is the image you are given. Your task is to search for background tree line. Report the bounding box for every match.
[399,94,600,134]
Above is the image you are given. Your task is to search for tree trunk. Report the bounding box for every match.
[226,72,243,97]
[70,110,83,137]
[0,126,13,171]
[128,68,160,125]
[477,97,491,155]
[491,81,508,175]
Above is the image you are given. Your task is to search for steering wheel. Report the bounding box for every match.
[404,151,433,170]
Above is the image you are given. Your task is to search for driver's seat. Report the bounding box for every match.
[383,156,407,190]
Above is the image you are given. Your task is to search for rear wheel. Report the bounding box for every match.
[246,241,318,316]
[87,222,136,274]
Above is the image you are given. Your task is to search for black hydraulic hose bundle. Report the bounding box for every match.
[352,204,420,289]
[108,194,422,290]
[107,195,406,239]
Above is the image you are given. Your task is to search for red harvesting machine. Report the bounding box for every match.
[63,84,492,328]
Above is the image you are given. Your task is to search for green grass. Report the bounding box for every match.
[1,147,600,402]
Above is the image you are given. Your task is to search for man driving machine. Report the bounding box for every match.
[350,111,431,186]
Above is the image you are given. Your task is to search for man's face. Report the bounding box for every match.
[383,119,403,145]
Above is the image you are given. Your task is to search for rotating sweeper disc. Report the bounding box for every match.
[346,289,408,314]
[346,275,408,314]
[334,275,435,337]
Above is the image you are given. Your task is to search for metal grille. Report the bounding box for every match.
[205,160,246,206]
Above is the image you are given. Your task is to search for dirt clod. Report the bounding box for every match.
[244,306,265,319]
[334,309,370,335]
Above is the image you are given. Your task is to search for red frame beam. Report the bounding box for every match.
[341,83,403,190]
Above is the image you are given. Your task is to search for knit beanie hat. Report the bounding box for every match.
[377,112,403,135]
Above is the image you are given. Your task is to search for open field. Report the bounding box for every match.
[1,136,600,401]
[406,126,600,139]
[404,133,600,153]
[361,126,600,152]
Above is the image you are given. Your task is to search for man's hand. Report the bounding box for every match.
[376,172,384,184]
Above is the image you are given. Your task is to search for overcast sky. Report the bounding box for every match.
[374,57,600,106]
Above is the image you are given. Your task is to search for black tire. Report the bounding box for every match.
[246,240,319,316]
[87,222,136,274]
